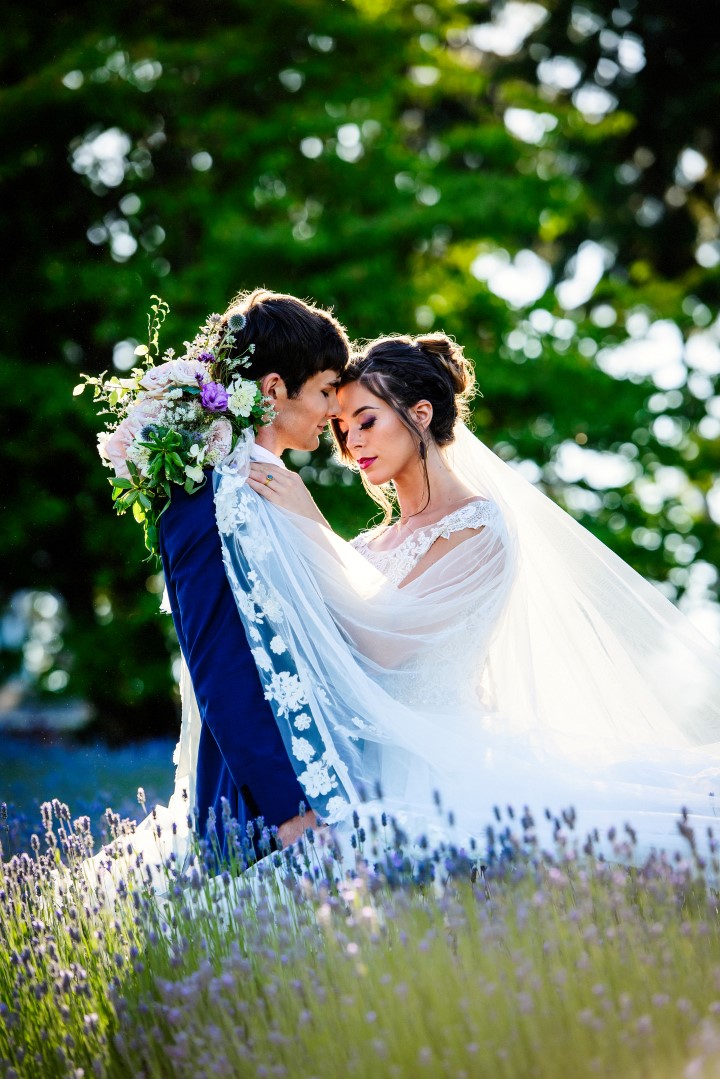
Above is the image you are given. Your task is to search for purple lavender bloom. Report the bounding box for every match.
[197,351,215,363]
[200,381,229,412]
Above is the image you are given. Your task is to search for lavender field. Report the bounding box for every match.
[2,793,720,1079]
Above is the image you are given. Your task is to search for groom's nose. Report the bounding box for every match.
[325,388,340,417]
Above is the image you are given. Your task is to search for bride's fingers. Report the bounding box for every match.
[248,464,289,489]
[248,463,273,479]
[246,475,282,502]
[247,465,324,523]
[248,465,304,499]
[248,464,282,485]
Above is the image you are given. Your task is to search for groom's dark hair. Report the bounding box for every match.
[221,288,350,397]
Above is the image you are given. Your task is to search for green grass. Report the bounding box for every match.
[1,800,720,1078]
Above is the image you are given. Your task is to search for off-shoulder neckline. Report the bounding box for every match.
[357,498,493,556]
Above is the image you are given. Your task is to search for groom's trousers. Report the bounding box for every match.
[159,478,306,855]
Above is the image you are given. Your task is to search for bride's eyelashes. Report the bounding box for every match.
[359,417,376,431]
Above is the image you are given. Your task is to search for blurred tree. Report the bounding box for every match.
[1,0,717,739]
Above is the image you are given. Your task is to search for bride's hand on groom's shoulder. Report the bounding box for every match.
[247,463,329,526]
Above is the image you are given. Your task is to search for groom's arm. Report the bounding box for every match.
[160,481,307,828]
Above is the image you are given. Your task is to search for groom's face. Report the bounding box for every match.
[269,369,341,452]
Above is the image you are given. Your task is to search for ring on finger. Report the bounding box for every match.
[264,473,274,486]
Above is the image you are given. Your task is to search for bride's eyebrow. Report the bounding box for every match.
[336,405,377,429]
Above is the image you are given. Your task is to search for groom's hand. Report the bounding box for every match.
[247,464,329,526]
[277,808,320,847]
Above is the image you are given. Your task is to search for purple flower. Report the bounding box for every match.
[200,381,229,412]
[198,351,215,363]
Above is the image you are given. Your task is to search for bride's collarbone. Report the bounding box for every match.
[370,495,486,553]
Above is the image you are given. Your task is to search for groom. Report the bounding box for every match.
[159,288,350,855]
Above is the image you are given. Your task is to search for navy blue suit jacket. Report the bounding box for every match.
[159,477,305,853]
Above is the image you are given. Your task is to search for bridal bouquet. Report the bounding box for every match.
[74,296,271,558]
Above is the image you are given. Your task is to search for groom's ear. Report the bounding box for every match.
[259,372,288,402]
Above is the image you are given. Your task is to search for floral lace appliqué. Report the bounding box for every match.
[214,469,355,825]
[351,500,500,586]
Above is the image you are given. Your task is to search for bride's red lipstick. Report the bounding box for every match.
[357,456,377,471]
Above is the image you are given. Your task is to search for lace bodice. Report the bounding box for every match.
[350,499,501,586]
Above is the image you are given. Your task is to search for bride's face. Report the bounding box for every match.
[336,381,422,485]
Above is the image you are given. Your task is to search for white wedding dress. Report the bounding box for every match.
[200,426,720,863]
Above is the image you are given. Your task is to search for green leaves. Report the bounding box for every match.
[101,424,195,555]
[137,427,187,490]
[146,295,170,360]
[144,523,159,555]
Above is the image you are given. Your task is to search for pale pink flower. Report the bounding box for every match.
[204,418,233,465]
[100,399,164,479]
[139,359,207,397]
[96,431,112,464]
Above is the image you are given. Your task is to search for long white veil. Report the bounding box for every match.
[447,424,720,754]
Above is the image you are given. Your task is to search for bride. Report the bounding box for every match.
[178,329,720,862]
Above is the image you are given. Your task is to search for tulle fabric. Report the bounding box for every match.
[446,424,720,754]
[201,427,720,859]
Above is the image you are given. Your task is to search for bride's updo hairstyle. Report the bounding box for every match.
[332,333,476,520]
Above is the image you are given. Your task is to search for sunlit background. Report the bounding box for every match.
[2,0,719,830]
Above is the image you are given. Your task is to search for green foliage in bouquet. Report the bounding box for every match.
[73,297,271,559]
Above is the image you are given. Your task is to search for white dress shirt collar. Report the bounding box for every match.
[250,441,286,470]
